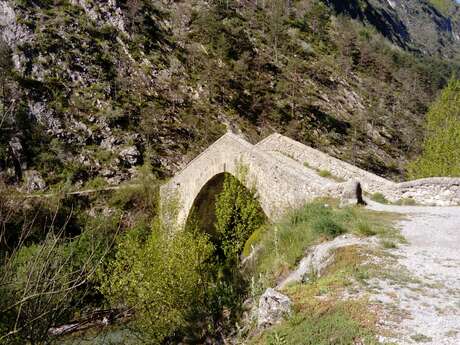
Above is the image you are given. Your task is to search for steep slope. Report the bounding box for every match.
[0,0,459,190]
[325,0,460,58]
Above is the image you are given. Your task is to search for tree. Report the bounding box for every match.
[0,199,116,345]
[408,78,460,178]
[214,165,265,265]
[99,221,213,344]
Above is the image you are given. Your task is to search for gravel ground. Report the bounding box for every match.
[366,201,460,345]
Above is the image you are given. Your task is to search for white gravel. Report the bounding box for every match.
[366,200,460,345]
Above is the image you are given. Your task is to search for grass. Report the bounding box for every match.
[370,192,389,204]
[242,199,405,345]
[249,244,380,345]
[246,199,400,291]
[317,169,345,182]
[394,197,417,206]
[252,302,379,345]
[411,333,433,343]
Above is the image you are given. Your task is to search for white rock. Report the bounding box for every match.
[257,288,292,328]
[119,146,140,166]
[24,170,46,192]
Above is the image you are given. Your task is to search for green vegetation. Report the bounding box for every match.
[99,223,213,343]
[253,301,378,345]
[429,0,457,15]
[408,79,460,178]
[370,192,389,204]
[2,0,460,188]
[245,201,402,345]
[318,169,333,178]
[215,166,265,265]
[247,199,397,289]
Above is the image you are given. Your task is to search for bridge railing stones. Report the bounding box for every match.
[256,133,395,194]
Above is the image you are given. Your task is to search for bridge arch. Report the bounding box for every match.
[185,171,267,238]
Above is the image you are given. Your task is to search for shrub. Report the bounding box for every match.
[318,169,332,178]
[99,223,214,343]
[215,167,265,265]
[312,217,345,238]
[370,192,388,204]
[242,225,267,257]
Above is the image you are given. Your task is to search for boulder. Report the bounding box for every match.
[24,170,46,192]
[119,146,140,166]
[257,288,292,328]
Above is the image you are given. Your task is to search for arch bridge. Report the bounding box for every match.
[160,132,460,229]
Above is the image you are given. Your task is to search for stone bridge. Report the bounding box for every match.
[160,132,460,228]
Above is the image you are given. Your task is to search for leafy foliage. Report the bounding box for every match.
[99,223,214,344]
[408,78,460,178]
[215,166,265,265]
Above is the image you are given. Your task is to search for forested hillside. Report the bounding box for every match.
[1,0,459,192]
[1,1,460,344]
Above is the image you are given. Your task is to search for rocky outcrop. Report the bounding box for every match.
[24,170,46,192]
[325,0,460,58]
[257,288,292,328]
[277,234,371,290]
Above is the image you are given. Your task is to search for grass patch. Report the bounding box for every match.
[252,302,379,345]
[317,169,345,182]
[411,333,433,343]
[394,197,417,206]
[247,199,399,291]
[250,245,379,345]
[370,192,389,204]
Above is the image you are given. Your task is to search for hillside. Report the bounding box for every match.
[0,0,459,191]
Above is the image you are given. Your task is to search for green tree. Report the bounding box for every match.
[99,222,213,344]
[214,165,265,265]
[408,78,460,178]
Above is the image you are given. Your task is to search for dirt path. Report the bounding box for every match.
[366,201,460,345]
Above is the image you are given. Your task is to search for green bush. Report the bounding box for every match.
[242,225,267,257]
[370,192,389,204]
[99,223,214,343]
[312,217,345,238]
[318,169,332,178]
[215,167,265,264]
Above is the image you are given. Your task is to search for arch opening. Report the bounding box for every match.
[185,172,267,254]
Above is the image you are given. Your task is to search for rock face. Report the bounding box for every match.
[119,146,140,166]
[326,0,460,58]
[257,288,292,328]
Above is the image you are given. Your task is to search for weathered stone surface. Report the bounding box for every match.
[119,146,140,166]
[24,170,46,192]
[258,288,292,328]
[277,234,372,290]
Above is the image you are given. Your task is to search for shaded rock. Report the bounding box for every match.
[258,288,292,328]
[24,170,46,192]
[119,146,140,166]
